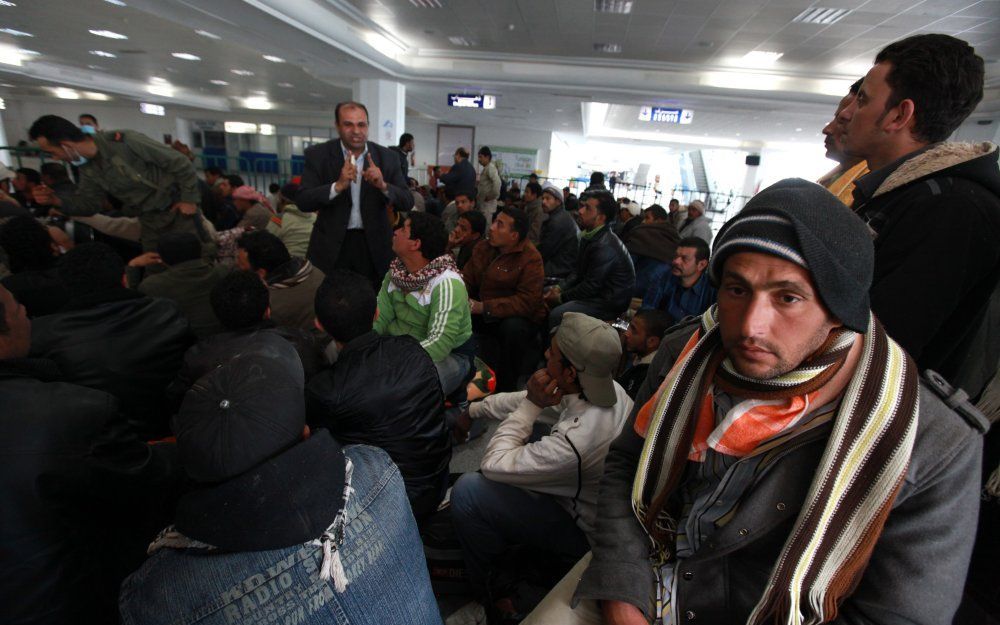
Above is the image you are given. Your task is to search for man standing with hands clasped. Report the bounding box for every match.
[298,101,413,289]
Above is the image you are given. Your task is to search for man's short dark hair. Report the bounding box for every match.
[334,101,369,124]
[634,308,673,340]
[226,174,245,188]
[669,198,679,207]
[211,270,269,330]
[0,216,55,273]
[478,146,492,159]
[874,34,984,143]
[204,166,224,177]
[645,204,668,221]
[16,168,40,185]
[28,115,86,144]
[455,147,469,159]
[525,182,542,198]
[407,212,448,261]
[528,173,538,180]
[499,206,529,242]
[588,190,617,223]
[399,132,413,147]
[589,171,605,186]
[677,236,710,262]
[454,191,476,204]
[237,231,291,273]
[458,210,486,237]
[157,232,202,266]
[40,162,70,183]
[79,113,98,125]
[314,270,375,343]
[565,195,579,213]
[57,242,124,297]
[849,78,863,95]
[268,182,280,193]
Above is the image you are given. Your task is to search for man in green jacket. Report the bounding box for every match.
[28,115,211,253]
[374,211,473,396]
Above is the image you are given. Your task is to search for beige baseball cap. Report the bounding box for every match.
[554,312,622,408]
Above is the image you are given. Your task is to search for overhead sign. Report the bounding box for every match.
[139,102,165,116]
[638,106,694,124]
[448,94,496,109]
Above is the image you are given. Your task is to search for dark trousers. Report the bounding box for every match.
[474,316,541,392]
[335,229,380,289]
[450,473,590,601]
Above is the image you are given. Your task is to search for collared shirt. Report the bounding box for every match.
[646,271,717,325]
[329,140,369,230]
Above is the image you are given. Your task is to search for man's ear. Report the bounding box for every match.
[647,335,661,354]
[696,259,709,272]
[885,98,917,135]
[120,273,128,288]
[256,268,268,280]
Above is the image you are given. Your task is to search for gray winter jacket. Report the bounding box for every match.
[574,319,985,624]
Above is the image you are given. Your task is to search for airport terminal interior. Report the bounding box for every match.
[1,0,998,624]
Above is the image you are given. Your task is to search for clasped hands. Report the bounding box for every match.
[335,153,387,194]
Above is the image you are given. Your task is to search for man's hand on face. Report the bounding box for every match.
[335,156,358,195]
[32,184,61,207]
[362,153,388,192]
[525,369,563,408]
[602,600,649,625]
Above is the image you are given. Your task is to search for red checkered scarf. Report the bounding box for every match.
[389,254,458,293]
[632,305,919,624]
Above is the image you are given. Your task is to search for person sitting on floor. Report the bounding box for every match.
[306,270,450,521]
[642,236,717,325]
[449,210,487,271]
[616,308,673,399]
[451,312,633,623]
[0,214,68,317]
[237,230,326,332]
[119,334,442,625]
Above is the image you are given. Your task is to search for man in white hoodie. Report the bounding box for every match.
[451,312,633,621]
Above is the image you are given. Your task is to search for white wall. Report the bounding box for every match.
[403,117,552,177]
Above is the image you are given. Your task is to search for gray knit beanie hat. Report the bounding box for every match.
[709,178,874,332]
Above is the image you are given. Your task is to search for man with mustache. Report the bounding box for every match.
[816,78,868,206]
[523,178,985,625]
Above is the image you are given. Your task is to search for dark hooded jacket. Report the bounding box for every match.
[539,204,579,279]
[305,332,449,520]
[853,142,1000,400]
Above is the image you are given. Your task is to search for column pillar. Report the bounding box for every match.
[352,78,405,148]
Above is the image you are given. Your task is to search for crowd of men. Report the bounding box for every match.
[0,32,998,625]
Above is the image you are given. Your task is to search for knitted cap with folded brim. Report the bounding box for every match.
[709,178,874,332]
[555,312,622,407]
[541,181,563,202]
[176,333,307,483]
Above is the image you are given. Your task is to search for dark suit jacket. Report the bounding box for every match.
[298,139,413,277]
[438,158,476,198]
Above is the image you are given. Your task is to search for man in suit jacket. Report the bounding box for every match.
[298,101,413,287]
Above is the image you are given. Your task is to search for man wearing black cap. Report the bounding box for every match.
[120,334,441,625]
[524,179,986,625]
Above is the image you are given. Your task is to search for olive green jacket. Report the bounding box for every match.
[57,130,201,217]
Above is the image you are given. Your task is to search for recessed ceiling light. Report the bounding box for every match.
[793,7,851,25]
[795,127,802,132]
[448,36,474,46]
[243,96,272,110]
[594,0,632,14]
[18,48,39,55]
[262,54,285,63]
[594,43,622,53]
[0,1,17,7]
[89,50,116,58]
[231,69,254,76]
[171,52,201,61]
[103,0,127,5]
[0,28,32,37]
[149,76,168,84]
[408,0,443,7]
[147,83,174,97]
[195,29,221,40]
[82,91,111,100]
[87,64,105,70]
[309,92,322,97]
[210,79,229,85]
[52,87,80,99]
[89,29,128,40]
[277,82,293,88]
[741,50,783,65]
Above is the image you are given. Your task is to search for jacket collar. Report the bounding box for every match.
[338,331,380,359]
[62,287,144,312]
[175,431,346,552]
[862,141,998,200]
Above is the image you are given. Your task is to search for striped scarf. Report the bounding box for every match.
[389,254,458,293]
[632,306,919,625]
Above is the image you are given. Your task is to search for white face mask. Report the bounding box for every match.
[62,144,88,167]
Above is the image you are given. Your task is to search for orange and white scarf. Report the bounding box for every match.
[632,305,919,624]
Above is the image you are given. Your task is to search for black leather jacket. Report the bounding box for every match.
[305,332,450,520]
[562,225,635,314]
[30,289,194,440]
[0,358,175,625]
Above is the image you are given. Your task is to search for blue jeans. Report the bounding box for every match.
[435,352,473,396]
[450,473,590,600]
[119,445,442,625]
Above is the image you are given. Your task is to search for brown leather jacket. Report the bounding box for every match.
[462,238,545,324]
